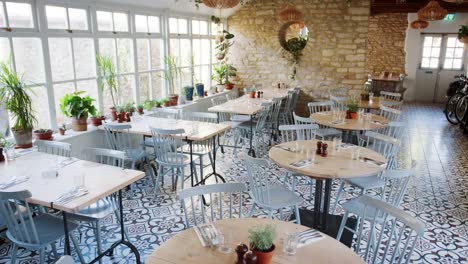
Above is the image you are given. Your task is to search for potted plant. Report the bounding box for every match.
[248,224,276,264]
[0,59,37,148]
[160,55,180,106]
[215,30,234,61]
[361,81,371,101]
[212,63,227,92]
[196,82,204,98]
[185,56,196,101]
[58,124,66,136]
[346,100,359,119]
[160,98,170,107]
[60,91,97,132]
[458,25,468,45]
[116,106,126,123]
[90,111,105,127]
[124,102,135,121]
[137,103,144,115]
[33,129,53,140]
[96,54,120,120]
[0,134,7,162]
[249,87,256,98]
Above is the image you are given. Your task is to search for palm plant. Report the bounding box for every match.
[0,58,36,147]
[96,54,119,108]
[160,55,180,95]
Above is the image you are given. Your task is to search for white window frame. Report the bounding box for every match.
[43,1,92,33]
[0,0,39,32]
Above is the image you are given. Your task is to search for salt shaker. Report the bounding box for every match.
[235,243,248,264]
[244,250,257,264]
[316,141,322,155]
[322,143,328,157]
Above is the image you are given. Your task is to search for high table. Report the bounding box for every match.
[108,116,231,186]
[208,89,290,157]
[0,151,145,263]
[311,111,389,131]
[269,140,387,246]
[146,218,364,264]
[359,98,398,111]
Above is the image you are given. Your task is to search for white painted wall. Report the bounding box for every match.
[405,13,468,101]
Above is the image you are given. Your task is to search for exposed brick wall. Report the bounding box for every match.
[366,13,407,75]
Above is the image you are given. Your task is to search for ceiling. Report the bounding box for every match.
[371,0,468,15]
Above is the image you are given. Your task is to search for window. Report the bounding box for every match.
[135,14,160,34]
[421,36,442,69]
[169,17,188,35]
[137,38,163,101]
[96,11,128,32]
[192,19,208,35]
[4,1,35,28]
[45,5,88,31]
[443,37,464,70]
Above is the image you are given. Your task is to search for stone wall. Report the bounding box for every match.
[366,13,407,75]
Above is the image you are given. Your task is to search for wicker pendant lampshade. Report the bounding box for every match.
[202,0,240,9]
[442,0,464,3]
[417,1,448,21]
[279,6,304,22]
[410,19,429,29]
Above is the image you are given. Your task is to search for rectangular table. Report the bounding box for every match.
[0,151,145,263]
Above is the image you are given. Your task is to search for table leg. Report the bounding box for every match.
[62,211,71,255]
[189,140,194,187]
[313,180,323,229]
[193,135,226,187]
[248,115,256,157]
[216,112,225,154]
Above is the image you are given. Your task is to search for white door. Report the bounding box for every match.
[415,34,466,103]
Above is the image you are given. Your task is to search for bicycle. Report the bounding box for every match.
[445,75,467,124]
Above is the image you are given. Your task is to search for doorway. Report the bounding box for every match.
[415,34,466,103]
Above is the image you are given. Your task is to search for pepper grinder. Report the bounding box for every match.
[244,250,257,264]
[235,243,248,264]
[316,141,322,155]
[322,143,328,157]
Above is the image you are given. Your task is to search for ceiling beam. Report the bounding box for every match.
[370,2,468,15]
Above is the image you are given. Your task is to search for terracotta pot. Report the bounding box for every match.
[71,117,88,131]
[12,128,33,148]
[361,93,369,101]
[118,112,127,123]
[253,245,275,264]
[250,91,256,98]
[90,117,104,127]
[110,107,118,121]
[0,148,4,162]
[59,128,65,136]
[169,94,179,106]
[346,111,358,119]
[34,129,53,140]
[163,101,170,107]
[226,83,235,90]
[138,108,144,115]
[459,36,468,44]
[126,112,131,122]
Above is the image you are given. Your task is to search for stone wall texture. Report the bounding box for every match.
[367,13,407,75]
[227,0,407,115]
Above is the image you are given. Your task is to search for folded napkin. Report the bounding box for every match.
[371,121,387,126]
[274,145,295,153]
[330,121,346,125]
[0,176,29,190]
[340,143,355,149]
[297,229,324,248]
[194,223,219,247]
[290,159,315,168]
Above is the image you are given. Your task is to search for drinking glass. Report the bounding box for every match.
[306,148,316,163]
[192,123,199,135]
[351,147,360,160]
[283,232,299,256]
[365,113,372,123]
[73,173,86,189]
[4,146,15,161]
[332,137,342,154]
[217,228,233,254]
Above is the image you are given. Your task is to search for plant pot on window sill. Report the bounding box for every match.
[71,117,88,132]
[118,112,127,123]
[11,128,33,148]
[226,83,235,90]
[216,84,225,93]
[34,129,54,141]
[90,116,104,127]
[169,94,179,106]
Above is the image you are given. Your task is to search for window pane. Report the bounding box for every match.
[54,82,76,125]
[193,39,201,65]
[69,8,88,30]
[201,65,210,86]
[118,75,135,104]
[0,37,11,63]
[135,15,147,33]
[77,79,98,107]
[148,16,159,33]
[432,37,441,47]
[422,47,430,57]
[453,59,462,69]
[137,39,149,71]
[447,37,456,47]
[13,38,45,84]
[151,72,162,99]
[430,58,438,68]
[178,18,188,34]
[431,48,440,57]
[421,58,430,68]
[98,38,116,63]
[113,12,128,32]
[192,20,199,35]
[211,38,217,64]
[445,48,454,58]
[443,59,452,69]
[73,38,95,79]
[139,73,150,101]
[0,4,6,27]
[6,2,34,28]
[46,6,67,29]
[454,48,464,58]
[150,39,162,70]
[169,18,178,34]
[201,39,210,64]
[199,21,208,35]
[29,86,49,129]
[180,39,191,66]
[49,38,74,82]
[170,38,180,64]
[423,37,432,47]
[97,11,113,31]
[116,38,134,73]
[180,67,190,87]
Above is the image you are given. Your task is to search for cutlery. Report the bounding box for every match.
[331,121,346,125]
[360,157,386,166]
[202,225,215,250]
[372,121,387,126]
[274,146,294,153]
[0,176,29,190]
[195,226,209,247]
[58,158,78,168]
[54,187,88,205]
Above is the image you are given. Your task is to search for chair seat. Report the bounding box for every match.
[157,153,196,167]
[255,184,302,209]
[315,128,342,138]
[8,214,79,245]
[342,196,390,223]
[125,148,146,161]
[68,198,116,221]
[140,138,154,148]
[231,115,250,122]
[180,144,211,156]
[344,175,385,190]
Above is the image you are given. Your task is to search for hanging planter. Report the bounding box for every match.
[458,25,468,46]
[417,1,448,21]
[410,19,429,29]
[202,0,240,9]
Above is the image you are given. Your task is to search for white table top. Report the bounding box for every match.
[269,140,387,180]
[310,111,389,131]
[208,89,290,115]
[104,116,231,141]
[0,151,145,213]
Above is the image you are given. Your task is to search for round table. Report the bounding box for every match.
[269,140,387,246]
[359,98,397,110]
[146,218,364,264]
[310,111,389,131]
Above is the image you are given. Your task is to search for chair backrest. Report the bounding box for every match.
[178,183,247,228]
[293,112,313,125]
[244,155,273,206]
[183,112,218,123]
[211,97,230,123]
[81,148,126,168]
[329,87,349,97]
[291,87,301,109]
[330,96,348,111]
[380,100,403,110]
[353,195,424,264]
[0,190,40,245]
[308,101,333,114]
[148,108,181,119]
[380,91,402,101]
[360,131,400,169]
[380,121,406,140]
[279,124,319,142]
[226,92,237,101]
[267,98,283,124]
[379,105,402,122]
[254,108,270,131]
[150,127,185,165]
[34,140,71,157]
[283,91,296,113]
[102,123,134,151]
[381,160,416,207]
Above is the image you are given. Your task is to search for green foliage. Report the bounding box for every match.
[248,224,276,252]
[347,100,359,112]
[159,98,169,104]
[137,103,144,110]
[212,62,237,85]
[124,102,135,112]
[96,54,119,108]
[458,25,468,39]
[159,55,180,95]
[0,133,14,148]
[34,128,52,133]
[60,91,97,119]
[0,58,36,131]
[116,105,125,113]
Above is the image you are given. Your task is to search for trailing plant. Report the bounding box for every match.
[96,54,119,108]
[458,25,468,39]
[34,128,52,133]
[0,58,36,131]
[159,55,180,95]
[60,91,97,119]
[0,133,14,148]
[215,30,235,61]
[248,224,276,252]
[285,35,308,80]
